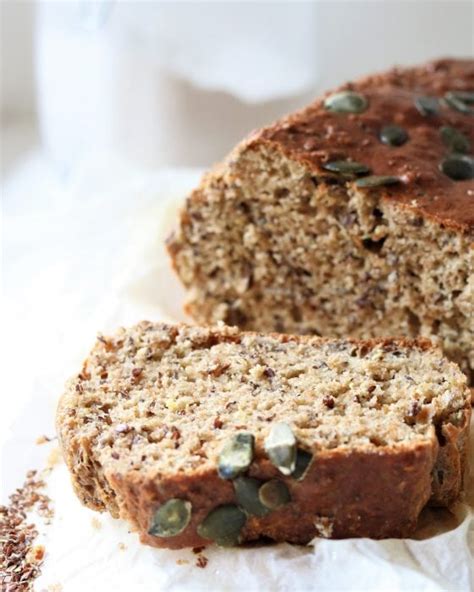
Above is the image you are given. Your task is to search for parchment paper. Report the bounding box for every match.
[3,162,473,591]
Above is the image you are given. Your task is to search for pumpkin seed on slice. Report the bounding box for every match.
[439,154,474,181]
[148,498,192,538]
[197,505,246,547]
[218,432,254,480]
[415,96,440,116]
[264,422,296,475]
[379,125,409,147]
[324,91,368,114]
[444,91,474,114]
[322,160,371,175]
[259,480,291,510]
[292,449,313,481]
[355,175,401,188]
[233,476,270,517]
[440,126,471,154]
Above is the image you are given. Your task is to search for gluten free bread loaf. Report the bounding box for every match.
[57,322,471,549]
[167,58,474,382]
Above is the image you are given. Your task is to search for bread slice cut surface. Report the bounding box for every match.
[57,322,471,549]
[167,58,474,382]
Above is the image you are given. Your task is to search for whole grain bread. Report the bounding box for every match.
[57,322,471,549]
[167,58,474,383]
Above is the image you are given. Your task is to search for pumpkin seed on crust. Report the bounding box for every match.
[197,505,246,547]
[415,96,439,116]
[218,432,254,480]
[259,480,291,510]
[439,154,474,181]
[355,175,401,188]
[148,498,192,538]
[379,125,409,147]
[448,90,474,104]
[292,449,313,481]
[324,91,368,114]
[233,476,270,517]
[264,422,296,475]
[440,126,471,154]
[322,161,371,175]
[444,91,474,114]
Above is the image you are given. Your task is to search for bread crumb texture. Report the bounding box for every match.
[168,59,474,383]
[57,322,471,548]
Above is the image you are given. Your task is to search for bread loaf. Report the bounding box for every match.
[167,58,474,382]
[57,322,471,549]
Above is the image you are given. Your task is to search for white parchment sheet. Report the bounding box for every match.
[3,162,473,592]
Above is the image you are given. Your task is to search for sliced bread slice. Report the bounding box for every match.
[57,322,471,549]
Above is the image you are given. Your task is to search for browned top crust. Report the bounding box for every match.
[248,58,474,233]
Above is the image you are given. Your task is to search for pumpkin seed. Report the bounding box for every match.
[439,154,474,181]
[440,126,471,154]
[218,432,254,479]
[259,480,291,509]
[355,175,401,188]
[322,160,371,175]
[448,91,474,104]
[415,96,440,116]
[233,476,270,517]
[324,91,368,114]
[379,125,409,147]
[197,505,246,547]
[292,449,313,481]
[444,91,474,114]
[264,422,296,475]
[148,498,192,537]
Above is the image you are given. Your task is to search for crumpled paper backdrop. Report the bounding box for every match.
[3,157,473,591]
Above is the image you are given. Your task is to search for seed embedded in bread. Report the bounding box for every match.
[57,322,471,549]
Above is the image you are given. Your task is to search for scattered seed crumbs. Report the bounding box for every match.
[176,559,190,566]
[35,435,57,446]
[117,542,127,551]
[46,448,62,469]
[195,555,209,569]
[91,517,102,530]
[192,546,206,554]
[0,470,54,592]
[28,545,45,563]
[192,546,209,569]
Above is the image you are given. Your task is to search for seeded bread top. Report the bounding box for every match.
[237,58,474,233]
[58,322,470,480]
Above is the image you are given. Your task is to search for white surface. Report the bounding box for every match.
[0,2,36,118]
[2,155,473,591]
[1,152,200,497]
[35,2,317,169]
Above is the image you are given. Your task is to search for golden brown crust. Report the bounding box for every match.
[244,58,474,234]
[430,406,472,506]
[109,442,437,549]
[57,322,471,549]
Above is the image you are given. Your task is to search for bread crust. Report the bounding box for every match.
[57,322,471,549]
[241,58,474,234]
[109,442,438,549]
